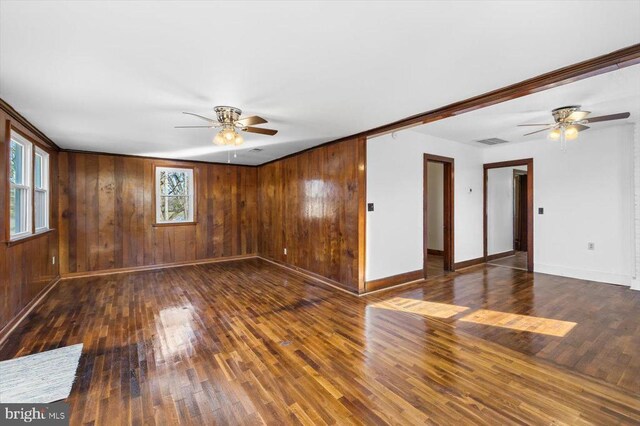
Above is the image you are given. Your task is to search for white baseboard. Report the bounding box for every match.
[534,263,631,287]
[631,277,640,291]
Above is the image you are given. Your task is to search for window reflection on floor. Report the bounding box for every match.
[459,309,576,337]
[371,297,470,318]
[372,297,577,337]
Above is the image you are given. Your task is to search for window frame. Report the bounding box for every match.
[34,146,50,233]
[5,125,54,245]
[8,131,33,240]
[153,165,196,225]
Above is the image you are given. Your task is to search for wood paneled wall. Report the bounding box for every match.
[258,138,366,293]
[2,105,367,335]
[58,152,257,275]
[0,107,59,333]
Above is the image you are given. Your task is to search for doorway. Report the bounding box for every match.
[423,154,454,278]
[483,159,534,272]
[513,169,528,252]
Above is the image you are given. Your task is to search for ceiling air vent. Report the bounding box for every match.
[249,148,264,152]
[475,138,509,146]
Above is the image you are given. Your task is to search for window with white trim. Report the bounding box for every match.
[9,133,32,239]
[155,167,194,223]
[34,147,49,231]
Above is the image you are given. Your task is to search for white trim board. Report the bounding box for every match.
[534,263,631,287]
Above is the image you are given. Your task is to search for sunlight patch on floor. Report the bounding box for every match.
[372,297,470,318]
[459,309,577,337]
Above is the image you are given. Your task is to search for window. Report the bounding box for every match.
[34,147,49,231]
[8,131,50,241]
[9,133,32,239]
[155,167,194,224]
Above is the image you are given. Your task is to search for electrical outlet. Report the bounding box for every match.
[284,248,287,255]
[588,242,595,250]
[52,256,56,265]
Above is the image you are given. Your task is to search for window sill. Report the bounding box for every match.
[5,228,56,247]
[152,222,198,228]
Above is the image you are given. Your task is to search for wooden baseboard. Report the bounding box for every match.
[61,254,258,279]
[258,256,359,296]
[0,276,61,347]
[365,269,424,292]
[427,249,444,256]
[453,257,485,270]
[486,250,516,262]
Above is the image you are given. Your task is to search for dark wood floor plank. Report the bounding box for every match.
[1,259,639,425]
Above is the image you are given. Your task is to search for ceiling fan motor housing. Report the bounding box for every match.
[552,105,581,123]
[214,106,242,125]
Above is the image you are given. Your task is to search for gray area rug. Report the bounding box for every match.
[0,343,83,403]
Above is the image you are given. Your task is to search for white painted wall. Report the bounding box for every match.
[487,167,514,255]
[366,130,484,281]
[366,124,634,287]
[427,162,444,251]
[483,125,634,286]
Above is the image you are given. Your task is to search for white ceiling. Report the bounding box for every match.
[414,64,640,146]
[1,1,639,165]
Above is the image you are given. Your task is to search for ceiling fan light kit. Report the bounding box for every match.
[213,127,244,146]
[176,105,278,150]
[519,105,631,150]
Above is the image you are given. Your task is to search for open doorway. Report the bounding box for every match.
[423,154,454,278]
[513,169,528,253]
[484,159,534,272]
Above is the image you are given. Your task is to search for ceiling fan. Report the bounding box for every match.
[519,105,630,149]
[175,106,278,146]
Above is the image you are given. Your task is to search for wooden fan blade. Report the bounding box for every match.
[584,112,630,123]
[182,112,217,122]
[523,127,554,136]
[244,126,278,136]
[573,124,590,132]
[517,124,553,126]
[566,111,590,122]
[237,115,268,126]
[175,125,215,128]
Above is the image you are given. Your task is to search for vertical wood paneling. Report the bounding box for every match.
[195,164,207,260]
[98,155,115,271]
[58,153,69,274]
[85,154,100,271]
[67,154,77,272]
[75,154,86,272]
[142,160,154,266]
[0,108,59,332]
[257,138,366,292]
[58,153,258,275]
[113,156,124,268]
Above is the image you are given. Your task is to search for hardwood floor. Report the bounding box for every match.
[385,263,640,393]
[487,251,528,270]
[425,253,446,278]
[1,258,639,425]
